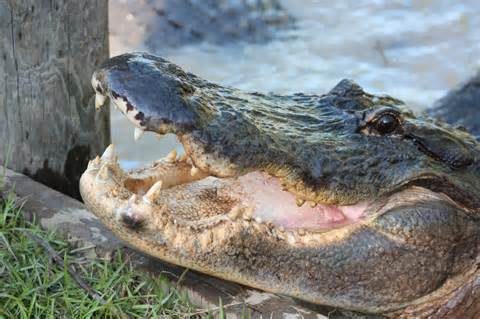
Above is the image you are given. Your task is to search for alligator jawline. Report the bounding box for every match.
[84,140,382,238]
[88,95,466,238]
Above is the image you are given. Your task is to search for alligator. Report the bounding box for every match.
[80,52,480,318]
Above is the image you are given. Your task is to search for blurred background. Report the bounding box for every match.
[108,0,480,168]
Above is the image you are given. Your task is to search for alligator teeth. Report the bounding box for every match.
[243,207,254,220]
[96,164,113,181]
[101,144,116,163]
[227,206,242,221]
[190,166,200,177]
[134,127,144,141]
[86,156,101,171]
[144,181,163,204]
[309,201,317,208]
[178,154,188,162]
[86,160,97,171]
[128,194,139,203]
[296,198,305,207]
[165,149,177,163]
[95,93,106,110]
[255,217,263,224]
[287,232,297,245]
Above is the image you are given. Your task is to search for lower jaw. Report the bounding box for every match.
[79,154,374,308]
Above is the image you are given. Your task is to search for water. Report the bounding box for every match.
[109,0,480,168]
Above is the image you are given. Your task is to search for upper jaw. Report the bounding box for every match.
[91,52,380,205]
[91,52,480,211]
[92,53,476,210]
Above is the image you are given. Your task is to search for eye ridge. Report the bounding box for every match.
[371,112,401,134]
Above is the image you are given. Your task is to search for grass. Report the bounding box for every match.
[0,185,210,318]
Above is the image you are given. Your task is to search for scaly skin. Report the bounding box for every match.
[80,53,480,317]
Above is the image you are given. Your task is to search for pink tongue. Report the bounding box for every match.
[238,172,369,230]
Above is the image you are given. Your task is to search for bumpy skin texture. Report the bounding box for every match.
[93,53,480,206]
[82,53,480,316]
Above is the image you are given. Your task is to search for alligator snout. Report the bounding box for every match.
[92,54,201,135]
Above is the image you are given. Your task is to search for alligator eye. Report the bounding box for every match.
[373,113,400,134]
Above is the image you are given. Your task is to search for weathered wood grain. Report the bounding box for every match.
[0,0,110,200]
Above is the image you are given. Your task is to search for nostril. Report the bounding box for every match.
[118,198,147,231]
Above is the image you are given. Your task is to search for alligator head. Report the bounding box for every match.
[80,53,480,317]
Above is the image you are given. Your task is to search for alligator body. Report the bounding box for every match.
[80,53,480,317]
[111,0,293,51]
[429,71,480,137]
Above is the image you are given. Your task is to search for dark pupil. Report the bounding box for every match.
[375,114,397,134]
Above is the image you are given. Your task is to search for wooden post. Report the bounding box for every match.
[0,0,110,200]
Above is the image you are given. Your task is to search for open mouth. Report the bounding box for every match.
[87,55,378,236]
[89,90,372,238]
[88,142,372,234]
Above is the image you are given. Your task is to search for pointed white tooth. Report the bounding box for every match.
[134,127,144,141]
[96,164,112,181]
[128,194,139,203]
[144,181,163,204]
[101,144,115,162]
[86,158,100,171]
[255,217,263,224]
[95,93,106,110]
[165,149,177,163]
[190,166,200,177]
